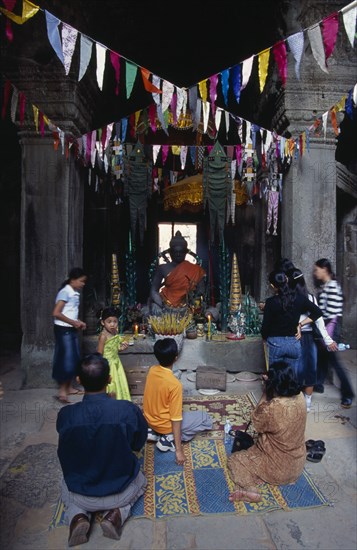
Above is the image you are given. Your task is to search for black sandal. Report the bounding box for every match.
[306,450,325,463]
[305,439,325,451]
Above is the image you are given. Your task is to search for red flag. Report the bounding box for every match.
[330,108,339,136]
[109,52,121,95]
[322,12,339,60]
[148,103,157,132]
[1,80,11,119]
[141,68,162,94]
[53,131,60,151]
[272,41,287,87]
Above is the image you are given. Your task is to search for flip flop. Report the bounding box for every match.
[67,389,85,395]
[306,450,325,463]
[305,439,325,451]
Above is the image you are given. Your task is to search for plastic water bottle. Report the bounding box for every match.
[337,343,350,351]
[224,418,232,444]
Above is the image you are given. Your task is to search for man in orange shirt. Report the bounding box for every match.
[143,338,213,465]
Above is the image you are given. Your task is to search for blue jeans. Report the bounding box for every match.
[297,332,317,387]
[52,325,80,384]
[316,319,354,400]
[266,336,301,372]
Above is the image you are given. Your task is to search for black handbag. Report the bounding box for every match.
[230,422,254,453]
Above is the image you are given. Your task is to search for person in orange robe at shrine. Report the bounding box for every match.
[150,231,206,312]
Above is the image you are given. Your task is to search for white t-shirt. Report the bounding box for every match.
[54,284,80,327]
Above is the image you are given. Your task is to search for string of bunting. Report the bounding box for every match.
[0,0,356,171]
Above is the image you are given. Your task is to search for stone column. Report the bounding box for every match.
[19,134,84,386]
[278,0,357,288]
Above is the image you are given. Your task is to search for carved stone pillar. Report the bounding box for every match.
[278,0,357,290]
[19,133,84,386]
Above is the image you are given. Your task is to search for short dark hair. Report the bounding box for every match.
[153,338,178,367]
[265,361,301,400]
[78,353,110,392]
[274,258,295,274]
[99,307,119,321]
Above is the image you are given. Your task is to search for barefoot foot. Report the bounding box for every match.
[228,488,262,503]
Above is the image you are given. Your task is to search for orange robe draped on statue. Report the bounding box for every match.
[159,260,205,308]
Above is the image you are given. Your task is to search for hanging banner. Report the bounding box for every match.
[161,80,175,113]
[45,11,65,66]
[61,23,78,76]
[258,49,270,93]
[126,62,138,99]
[148,103,156,132]
[171,93,178,124]
[231,64,241,103]
[96,44,106,90]
[198,79,208,102]
[176,87,185,120]
[110,52,121,95]
[341,1,357,47]
[2,0,17,41]
[221,69,230,105]
[193,98,202,131]
[209,74,218,114]
[162,145,169,164]
[330,108,339,136]
[141,68,162,94]
[78,35,93,81]
[180,146,188,170]
[272,41,287,87]
[188,86,198,114]
[0,0,39,24]
[202,101,210,133]
[241,55,254,90]
[215,107,223,133]
[153,145,161,165]
[151,75,161,106]
[321,12,339,60]
[287,31,304,79]
[307,24,328,73]
[322,110,328,139]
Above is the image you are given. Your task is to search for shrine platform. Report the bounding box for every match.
[82,334,266,373]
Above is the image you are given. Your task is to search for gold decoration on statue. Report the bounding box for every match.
[229,252,242,312]
[111,253,120,307]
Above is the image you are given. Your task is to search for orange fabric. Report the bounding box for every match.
[143,365,183,434]
[160,260,205,308]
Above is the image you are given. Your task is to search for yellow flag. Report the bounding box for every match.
[258,49,270,93]
[335,96,346,112]
[0,0,39,24]
[198,80,208,102]
[134,110,141,128]
[32,105,39,133]
[171,146,181,155]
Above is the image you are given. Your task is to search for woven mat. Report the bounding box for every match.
[50,394,331,527]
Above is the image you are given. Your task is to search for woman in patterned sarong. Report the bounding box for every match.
[227,361,306,503]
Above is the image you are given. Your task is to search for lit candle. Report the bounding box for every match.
[134,324,139,337]
[207,314,211,340]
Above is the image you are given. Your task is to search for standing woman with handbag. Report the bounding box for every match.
[289,268,337,412]
[313,258,354,408]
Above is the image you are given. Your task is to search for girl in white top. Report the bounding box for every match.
[52,268,87,403]
[289,268,337,412]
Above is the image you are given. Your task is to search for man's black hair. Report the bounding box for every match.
[78,353,110,392]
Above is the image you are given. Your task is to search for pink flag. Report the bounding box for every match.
[162,145,169,165]
[322,12,339,60]
[272,41,287,87]
[110,52,121,95]
[209,74,218,115]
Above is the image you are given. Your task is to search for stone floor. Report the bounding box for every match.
[0,349,356,550]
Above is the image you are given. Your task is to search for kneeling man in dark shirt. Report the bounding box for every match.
[57,353,148,547]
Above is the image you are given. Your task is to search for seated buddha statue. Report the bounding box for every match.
[149,231,206,314]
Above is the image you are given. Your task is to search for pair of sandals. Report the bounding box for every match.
[305,439,326,463]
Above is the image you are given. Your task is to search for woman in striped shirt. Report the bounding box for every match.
[314,258,354,408]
